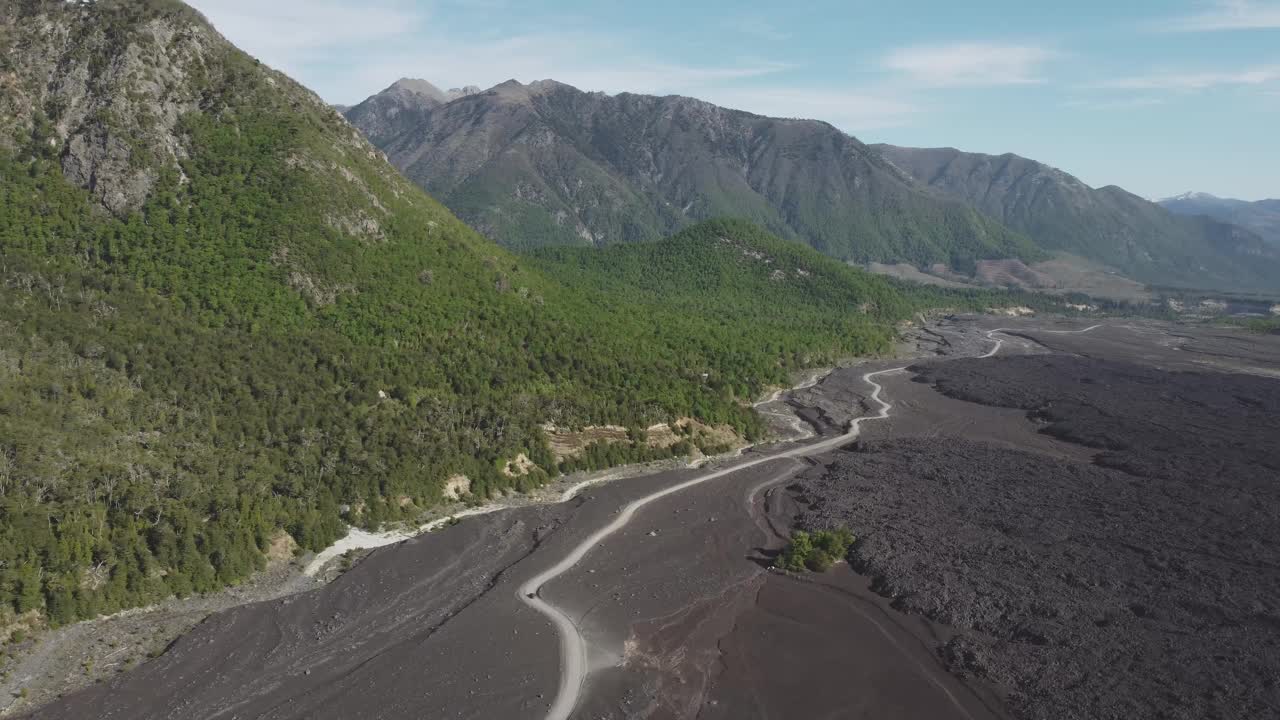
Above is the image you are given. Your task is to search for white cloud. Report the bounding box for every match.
[883,43,1054,87]
[1157,1,1280,31]
[191,0,798,104]
[330,35,794,104]
[1094,65,1280,90]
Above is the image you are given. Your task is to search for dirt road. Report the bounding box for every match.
[518,364,911,720]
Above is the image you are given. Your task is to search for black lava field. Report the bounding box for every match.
[795,352,1280,720]
[913,353,1280,490]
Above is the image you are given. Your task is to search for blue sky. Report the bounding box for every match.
[191,0,1278,200]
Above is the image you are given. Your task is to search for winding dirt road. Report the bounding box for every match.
[522,321,1105,720]
[518,364,908,720]
[982,324,1103,357]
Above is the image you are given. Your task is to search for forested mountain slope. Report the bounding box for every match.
[0,0,1046,628]
[527,218,1018,365]
[344,79,1041,271]
[528,216,1087,377]
[873,145,1280,291]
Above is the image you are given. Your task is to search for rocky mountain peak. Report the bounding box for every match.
[489,78,526,93]
[1160,192,1280,246]
[878,144,1280,288]
[445,85,482,101]
[344,78,449,146]
[527,79,572,93]
[387,77,447,103]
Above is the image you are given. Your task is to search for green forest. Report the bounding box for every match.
[0,0,1081,629]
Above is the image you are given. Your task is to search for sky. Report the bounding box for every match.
[188,0,1279,201]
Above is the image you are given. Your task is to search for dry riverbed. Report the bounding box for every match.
[0,357,848,717]
[19,315,1279,720]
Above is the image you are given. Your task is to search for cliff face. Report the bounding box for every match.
[4,2,219,214]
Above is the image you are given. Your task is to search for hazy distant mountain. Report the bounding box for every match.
[874,145,1280,291]
[343,79,1040,270]
[1160,192,1280,246]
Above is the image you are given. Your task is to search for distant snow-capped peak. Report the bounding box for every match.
[1162,191,1221,203]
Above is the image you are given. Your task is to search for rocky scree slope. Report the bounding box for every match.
[874,144,1280,291]
[344,78,1042,271]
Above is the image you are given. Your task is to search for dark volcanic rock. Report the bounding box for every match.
[791,352,1280,720]
[25,505,576,719]
[911,354,1280,490]
[797,439,1280,720]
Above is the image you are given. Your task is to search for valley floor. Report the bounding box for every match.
[14,317,1280,720]
[0,362,828,717]
[865,253,1154,302]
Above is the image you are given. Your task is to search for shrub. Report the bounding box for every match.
[805,549,834,572]
[776,531,814,572]
[814,528,855,558]
[775,527,855,573]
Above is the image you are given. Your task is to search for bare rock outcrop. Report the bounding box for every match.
[0,6,219,214]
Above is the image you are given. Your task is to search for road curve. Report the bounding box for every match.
[517,365,907,720]
[983,324,1103,357]
[522,321,1105,720]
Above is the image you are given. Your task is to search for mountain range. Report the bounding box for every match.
[873,145,1279,290]
[1159,192,1280,246]
[345,78,1280,292]
[342,78,1040,271]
